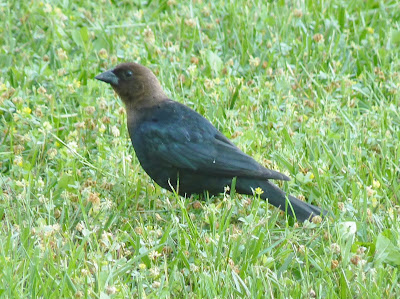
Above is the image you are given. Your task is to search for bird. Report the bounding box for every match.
[95,62,323,222]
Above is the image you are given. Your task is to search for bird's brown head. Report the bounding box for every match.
[95,62,166,109]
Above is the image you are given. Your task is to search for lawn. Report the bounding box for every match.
[1,0,400,297]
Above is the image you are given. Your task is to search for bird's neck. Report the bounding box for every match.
[125,95,168,129]
[126,93,166,110]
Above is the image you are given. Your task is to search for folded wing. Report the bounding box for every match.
[138,121,290,181]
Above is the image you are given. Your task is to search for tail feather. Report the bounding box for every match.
[237,179,323,222]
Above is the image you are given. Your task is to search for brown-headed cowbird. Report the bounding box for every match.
[95,62,323,222]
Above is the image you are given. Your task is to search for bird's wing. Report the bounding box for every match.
[137,121,290,181]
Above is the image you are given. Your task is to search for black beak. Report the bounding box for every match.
[95,70,119,85]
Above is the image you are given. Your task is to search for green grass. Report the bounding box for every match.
[1,0,400,297]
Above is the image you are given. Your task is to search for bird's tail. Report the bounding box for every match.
[237,179,322,222]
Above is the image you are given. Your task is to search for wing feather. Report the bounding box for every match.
[138,122,290,181]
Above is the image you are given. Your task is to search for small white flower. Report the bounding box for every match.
[330,243,341,254]
[149,250,161,261]
[188,64,197,75]
[249,55,260,67]
[43,121,53,132]
[76,222,85,232]
[150,266,160,277]
[111,125,120,137]
[15,179,27,187]
[38,177,45,189]
[190,263,199,272]
[152,281,161,288]
[67,141,78,153]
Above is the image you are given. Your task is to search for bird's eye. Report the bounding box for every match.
[125,70,133,78]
